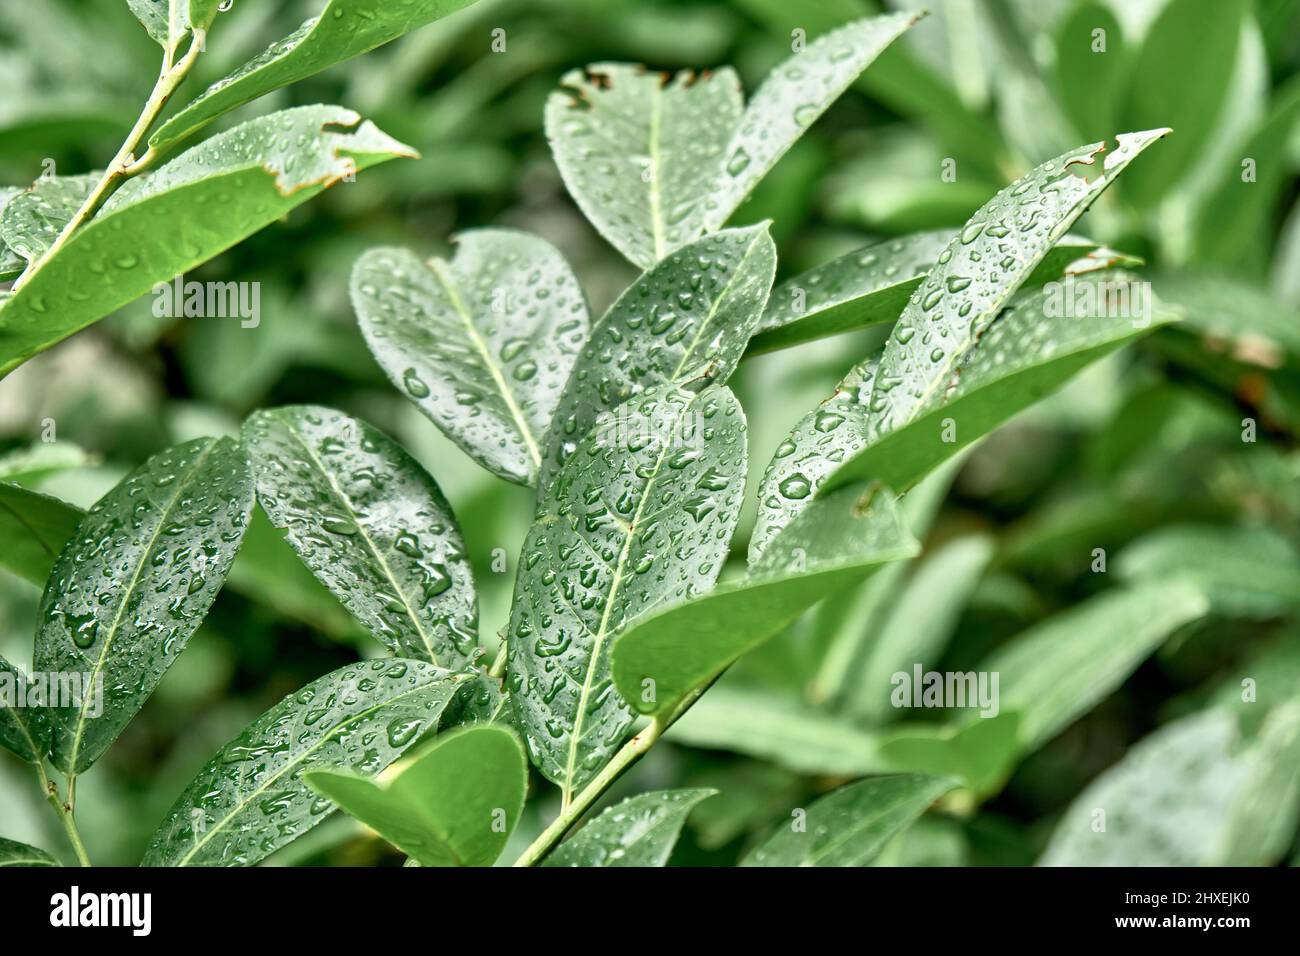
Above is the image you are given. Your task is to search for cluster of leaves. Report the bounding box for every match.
[3,0,1300,869]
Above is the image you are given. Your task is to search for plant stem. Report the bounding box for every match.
[12,29,205,291]
[34,763,92,867]
[487,640,508,680]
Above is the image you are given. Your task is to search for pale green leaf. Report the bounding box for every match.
[538,225,774,493]
[351,231,590,485]
[878,713,1022,797]
[543,788,715,867]
[304,724,527,867]
[34,436,253,774]
[742,773,958,867]
[143,659,467,866]
[149,0,479,152]
[508,385,746,796]
[0,442,95,485]
[242,405,478,668]
[0,105,415,378]
[0,837,58,867]
[0,482,83,587]
[0,654,51,763]
[612,483,917,719]
[0,173,97,274]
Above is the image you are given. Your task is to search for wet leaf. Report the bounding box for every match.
[351,231,590,485]
[0,105,415,378]
[508,385,746,797]
[741,773,958,867]
[0,654,51,763]
[143,659,467,866]
[752,272,1177,552]
[149,0,479,152]
[33,437,253,774]
[0,173,97,276]
[973,583,1209,752]
[304,724,527,867]
[0,188,23,281]
[0,837,58,867]
[612,483,917,719]
[545,63,743,269]
[543,788,715,867]
[0,482,83,587]
[125,1,221,48]
[539,225,774,493]
[242,405,478,668]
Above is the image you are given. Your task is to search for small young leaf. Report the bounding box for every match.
[545,64,743,269]
[508,385,746,797]
[0,105,415,378]
[34,436,253,774]
[0,173,98,272]
[351,231,590,485]
[143,659,467,867]
[0,482,83,587]
[0,837,58,867]
[242,405,478,668]
[612,483,918,719]
[539,225,775,493]
[702,13,920,234]
[543,789,715,867]
[0,654,51,763]
[974,583,1209,752]
[125,0,220,49]
[741,773,958,867]
[149,0,479,153]
[304,724,527,867]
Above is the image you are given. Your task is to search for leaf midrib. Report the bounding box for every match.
[427,258,543,472]
[277,416,442,665]
[666,231,766,383]
[62,438,218,773]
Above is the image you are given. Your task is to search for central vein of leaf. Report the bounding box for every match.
[648,84,666,261]
[667,233,763,383]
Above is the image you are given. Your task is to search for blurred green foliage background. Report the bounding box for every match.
[2,0,1300,866]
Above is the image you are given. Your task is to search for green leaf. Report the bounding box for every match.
[508,385,746,797]
[544,64,744,269]
[0,105,415,378]
[242,405,478,668]
[667,684,884,776]
[974,583,1210,752]
[1118,524,1300,618]
[1041,705,1300,866]
[841,534,994,724]
[0,189,23,281]
[543,788,715,867]
[1120,0,1246,208]
[1154,271,1300,365]
[0,837,58,867]
[538,225,775,493]
[0,173,97,274]
[745,230,951,357]
[0,654,51,763]
[143,659,467,866]
[0,442,95,485]
[741,773,958,867]
[612,483,917,719]
[0,482,83,587]
[149,0,479,152]
[351,231,590,485]
[1052,2,1128,143]
[878,713,1022,797]
[702,13,920,236]
[304,724,527,867]
[33,437,253,774]
[125,1,221,48]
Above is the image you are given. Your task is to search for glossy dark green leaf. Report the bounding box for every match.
[741,773,958,867]
[0,837,58,867]
[149,0,479,152]
[33,436,252,774]
[143,659,467,866]
[508,385,746,797]
[751,268,1173,557]
[304,724,527,867]
[0,482,83,587]
[0,105,414,378]
[701,13,920,235]
[545,64,743,269]
[0,654,51,763]
[0,173,97,274]
[543,788,715,867]
[351,231,590,485]
[243,405,478,668]
[974,583,1209,752]
[538,225,774,493]
[612,483,917,719]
